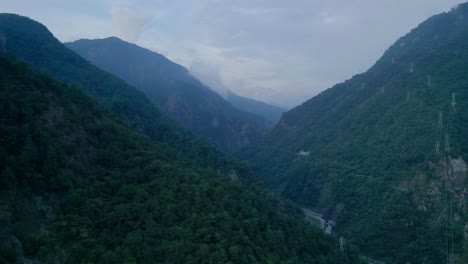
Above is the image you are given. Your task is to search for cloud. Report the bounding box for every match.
[111,5,153,42]
[189,60,228,96]
[8,0,465,107]
[319,11,351,25]
[175,0,466,107]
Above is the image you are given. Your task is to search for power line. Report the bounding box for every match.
[444,92,457,264]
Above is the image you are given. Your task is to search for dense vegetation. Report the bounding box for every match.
[0,13,259,182]
[0,54,364,263]
[242,4,468,263]
[225,90,285,123]
[66,37,270,152]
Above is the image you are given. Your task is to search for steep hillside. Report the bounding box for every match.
[66,37,270,151]
[226,90,285,123]
[243,4,468,263]
[0,13,260,184]
[0,54,364,263]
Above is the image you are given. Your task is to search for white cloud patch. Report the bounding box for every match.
[111,5,153,42]
[189,60,228,96]
[6,0,466,108]
[319,11,351,25]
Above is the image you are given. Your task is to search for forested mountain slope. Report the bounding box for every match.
[66,37,270,152]
[242,4,468,263]
[225,90,285,123]
[0,53,364,263]
[0,13,260,185]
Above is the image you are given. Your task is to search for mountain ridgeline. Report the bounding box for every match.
[65,37,271,152]
[225,90,285,123]
[0,53,362,263]
[0,15,365,263]
[242,4,468,264]
[0,13,260,185]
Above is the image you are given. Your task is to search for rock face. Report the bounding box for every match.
[242,4,468,263]
[228,169,240,182]
[0,195,49,264]
[66,37,271,152]
[11,236,42,264]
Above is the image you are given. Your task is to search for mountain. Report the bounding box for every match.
[225,90,285,123]
[65,37,271,152]
[0,53,364,263]
[242,4,468,263]
[0,13,261,185]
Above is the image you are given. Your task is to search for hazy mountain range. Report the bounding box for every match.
[1,2,468,263]
[0,13,358,263]
[66,37,283,151]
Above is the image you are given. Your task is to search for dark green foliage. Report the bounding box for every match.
[65,37,271,152]
[225,90,285,123]
[0,13,257,182]
[0,53,362,263]
[242,4,468,263]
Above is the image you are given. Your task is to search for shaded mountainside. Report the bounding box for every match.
[242,4,468,264]
[225,90,285,123]
[0,54,364,263]
[0,13,259,184]
[65,37,270,152]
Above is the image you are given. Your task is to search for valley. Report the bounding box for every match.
[302,208,335,235]
[0,13,361,264]
[241,3,468,263]
[1,1,468,264]
[65,37,273,152]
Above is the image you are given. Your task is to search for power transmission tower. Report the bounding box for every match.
[451,93,456,109]
[436,111,443,155]
[445,134,450,154]
[410,62,414,73]
[339,237,345,252]
[449,253,455,264]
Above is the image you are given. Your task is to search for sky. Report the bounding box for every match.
[2,0,466,108]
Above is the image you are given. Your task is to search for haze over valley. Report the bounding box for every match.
[1,1,468,263]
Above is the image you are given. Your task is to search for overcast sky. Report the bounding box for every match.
[2,0,466,108]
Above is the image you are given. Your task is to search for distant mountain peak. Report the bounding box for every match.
[67,37,271,151]
[225,90,285,123]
